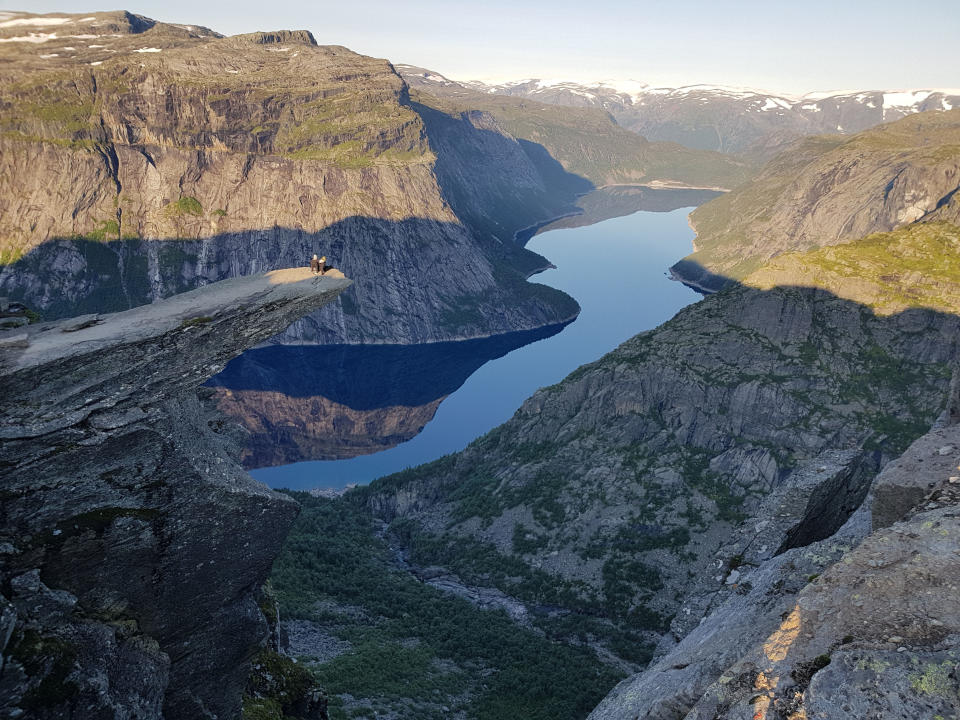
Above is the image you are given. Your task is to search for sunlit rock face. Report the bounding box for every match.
[592,452,960,720]
[0,269,348,719]
[0,11,582,345]
[673,110,960,287]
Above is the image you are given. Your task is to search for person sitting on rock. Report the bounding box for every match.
[310,254,321,274]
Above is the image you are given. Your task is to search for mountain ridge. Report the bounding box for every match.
[399,64,960,154]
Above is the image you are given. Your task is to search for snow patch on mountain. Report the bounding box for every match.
[0,16,73,28]
[0,32,58,43]
[593,78,649,96]
[883,90,933,109]
[396,64,960,151]
[760,97,792,111]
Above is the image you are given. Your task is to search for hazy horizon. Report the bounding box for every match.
[9,1,960,95]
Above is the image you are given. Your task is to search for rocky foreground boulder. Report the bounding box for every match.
[0,268,349,718]
[589,408,960,720]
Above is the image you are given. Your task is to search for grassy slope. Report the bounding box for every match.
[745,222,960,315]
[0,31,429,169]
[684,110,960,280]
[412,90,753,190]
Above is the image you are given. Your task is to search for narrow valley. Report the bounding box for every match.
[1,6,958,720]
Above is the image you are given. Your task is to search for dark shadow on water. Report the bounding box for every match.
[669,256,735,294]
[207,321,569,410]
[204,321,570,468]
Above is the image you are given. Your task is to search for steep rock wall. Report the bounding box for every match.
[591,435,960,720]
[0,12,579,343]
[0,269,349,718]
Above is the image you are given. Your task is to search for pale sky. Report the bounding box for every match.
[12,1,960,94]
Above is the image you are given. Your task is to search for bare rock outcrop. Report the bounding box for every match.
[587,396,960,720]
[0,268,350,718]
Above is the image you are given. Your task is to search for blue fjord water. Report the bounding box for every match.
[247,205,701,490]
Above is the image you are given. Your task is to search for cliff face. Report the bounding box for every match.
[0,14,434,257]
[410,99,593,242]
[0,11,578,343]
[0,268,349,718]
[671,110,960,288]
[590,405,960,720]
[357,225,960,678]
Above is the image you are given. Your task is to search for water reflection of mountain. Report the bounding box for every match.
[535,186,723,235]
[206,322,568,468]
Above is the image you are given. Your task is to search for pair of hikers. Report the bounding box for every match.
[310,254,327,275]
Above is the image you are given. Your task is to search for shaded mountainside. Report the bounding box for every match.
[0,10,581,344]
[0,269,349,719]
[671,110,960,290]
[270,225,960,717]
[590,396,960,720]
[0,218,579,345]
[409,89,753,191]
[269,493,625,720]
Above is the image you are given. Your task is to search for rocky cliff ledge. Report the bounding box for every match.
[0,268,350,718]
[588,403,960,720]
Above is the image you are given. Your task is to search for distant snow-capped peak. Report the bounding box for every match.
[397,64,960,119]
